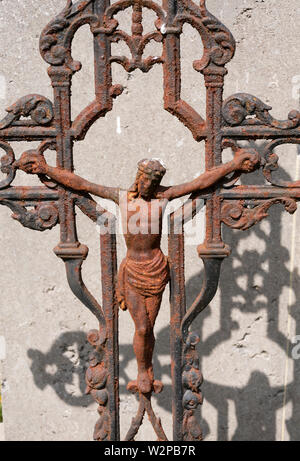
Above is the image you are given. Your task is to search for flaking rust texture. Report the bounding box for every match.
[0,0,299,441]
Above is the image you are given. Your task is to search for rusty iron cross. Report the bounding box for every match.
[0,0,300,441]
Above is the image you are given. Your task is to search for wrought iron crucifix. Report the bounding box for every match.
[0,0,299,441]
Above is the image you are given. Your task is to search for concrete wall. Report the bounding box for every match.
[0,0,299,441]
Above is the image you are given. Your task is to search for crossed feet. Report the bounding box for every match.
[127,368,163,395]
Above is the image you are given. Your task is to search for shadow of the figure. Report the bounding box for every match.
[27,143,300,440]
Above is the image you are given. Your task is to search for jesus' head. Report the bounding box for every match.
[129,158,166,200]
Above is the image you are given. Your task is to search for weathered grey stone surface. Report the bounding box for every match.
[0,0,299,441]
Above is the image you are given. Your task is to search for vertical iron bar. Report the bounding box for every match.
[162,0,180,112]
[49,67,78,245]
[163,0,185,442]
[94,0,119,441]
[94,0,112,106]
[203,68,227,248]
[168,214,185,441]
[100,217,119,441]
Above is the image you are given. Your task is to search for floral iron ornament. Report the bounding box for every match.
[0,0,299,441]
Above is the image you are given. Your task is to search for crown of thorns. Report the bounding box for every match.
[137,158,166,180]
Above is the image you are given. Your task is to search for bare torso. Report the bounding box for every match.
[119,193,169,261]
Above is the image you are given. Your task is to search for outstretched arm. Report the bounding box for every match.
[15,152,120,203]
[160,148,260,201]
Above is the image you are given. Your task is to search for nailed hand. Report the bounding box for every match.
[233,148,261,172]
[14,151,47,175]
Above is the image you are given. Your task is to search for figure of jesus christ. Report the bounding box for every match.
[16,148,259,394]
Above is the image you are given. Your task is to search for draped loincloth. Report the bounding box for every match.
[116,250,170,311]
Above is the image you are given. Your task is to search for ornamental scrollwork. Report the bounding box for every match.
[40,0,236,76]
[39,0,98,72]
[176,0,236,72]
[182,332,203,441]
[221,197,297,231]
[85,329,110,442]
[262,138,300,187]
[103,0,165,73]
[0,95,54,130]
[0,141,16,189]
[222,93,300,129]
[0,201,59,232]
[39,0,74,68]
